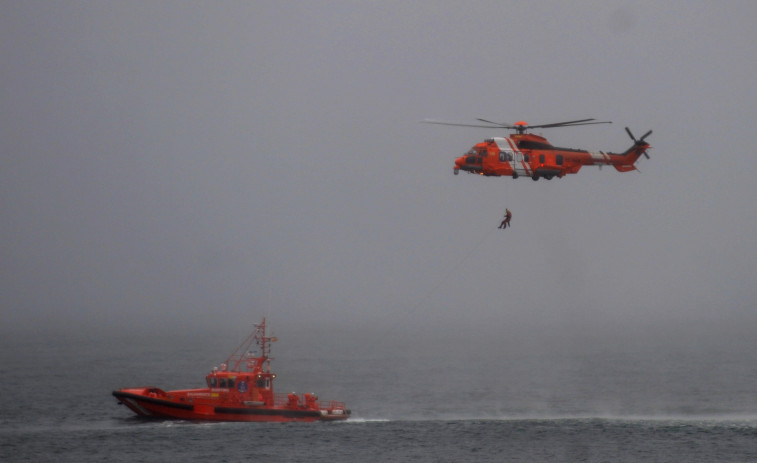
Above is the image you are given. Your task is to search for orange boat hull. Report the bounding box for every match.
[113,387,350,422]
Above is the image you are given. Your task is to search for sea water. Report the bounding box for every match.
[2,319,757,462]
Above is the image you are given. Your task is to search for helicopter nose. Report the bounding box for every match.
[454,157,464,174]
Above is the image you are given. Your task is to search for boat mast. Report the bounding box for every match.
[225,317,276,373]
[255,318,276,373]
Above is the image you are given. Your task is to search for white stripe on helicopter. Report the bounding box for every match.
[493,137,532,176]
[590,151,612,164]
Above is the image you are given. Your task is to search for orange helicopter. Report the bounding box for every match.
[423,118,652,180]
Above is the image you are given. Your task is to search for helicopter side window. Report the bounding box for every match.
[499,151,513,162]
[523,154,529,162]
[556,155,564,165]
[539,154,545,164]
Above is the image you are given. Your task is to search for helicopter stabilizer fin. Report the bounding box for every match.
[614,164,638,173]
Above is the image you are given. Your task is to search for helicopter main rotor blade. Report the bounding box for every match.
[475,118,511,127]
[421,119,505,129]
[423,118,612,130]
[545,120,612,128]
[530,118,597,128]
[530,119,612,129]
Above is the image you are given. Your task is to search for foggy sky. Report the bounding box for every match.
[2,1,757,337]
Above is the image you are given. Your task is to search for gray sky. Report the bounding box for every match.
[2,1,756,336]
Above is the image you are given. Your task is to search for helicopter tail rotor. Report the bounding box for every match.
[625,127,653,159]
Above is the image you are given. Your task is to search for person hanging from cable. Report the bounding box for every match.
[498,208,512,229]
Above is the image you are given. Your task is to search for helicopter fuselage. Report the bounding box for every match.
[453,133,648,180]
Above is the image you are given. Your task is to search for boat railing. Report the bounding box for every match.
[273,392,347,411]
[320,400,348,411]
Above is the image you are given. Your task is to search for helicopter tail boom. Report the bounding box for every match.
[611,127,652,172]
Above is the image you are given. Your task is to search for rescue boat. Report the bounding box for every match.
[113,318,350,422]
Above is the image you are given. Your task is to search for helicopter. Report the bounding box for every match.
[422,118,652,180]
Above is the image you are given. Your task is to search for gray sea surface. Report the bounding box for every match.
[2,319,757,462]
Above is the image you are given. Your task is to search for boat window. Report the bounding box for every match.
[210,377,217,388]
[228,378,235,389]
[256,378,266,388]
[220,378,227,388]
